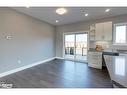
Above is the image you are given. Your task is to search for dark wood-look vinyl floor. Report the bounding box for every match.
[0,59,112,88]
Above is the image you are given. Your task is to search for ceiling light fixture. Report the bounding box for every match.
[85,13,88,16]
[56,8,67,15]
[56,20,59,23]
[105,9,110,12]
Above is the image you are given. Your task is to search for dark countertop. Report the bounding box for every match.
[89,48,127,54]
[104,54,127,87]
[88,49,119,56]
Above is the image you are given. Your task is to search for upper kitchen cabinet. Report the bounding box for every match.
[95,22,104,40]
[95,21,112,41]
[89,24,96,41]
[103,22,112,40]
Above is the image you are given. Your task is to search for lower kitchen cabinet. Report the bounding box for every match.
[88,51,102,69]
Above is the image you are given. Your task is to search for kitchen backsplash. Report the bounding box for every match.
[89,41,112,50]
[89,40,127,50]
[96,41,110,49]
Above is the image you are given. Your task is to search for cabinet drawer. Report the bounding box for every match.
[88,52,102,55]
[89,56,102,59]
[88,63,102,69]
[88,58,102,63]
[88,51,102,69]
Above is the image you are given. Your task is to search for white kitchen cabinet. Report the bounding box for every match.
[88,51,102,69]
[95,21,112,41]
[89,24,96,41]
[95,22,104,40]
[103,22,112,40]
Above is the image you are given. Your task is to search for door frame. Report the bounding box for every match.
[63,31,89,62]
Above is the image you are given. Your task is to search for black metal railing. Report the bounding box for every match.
[65,47,87,56]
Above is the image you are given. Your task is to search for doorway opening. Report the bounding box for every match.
[64,32,88,62]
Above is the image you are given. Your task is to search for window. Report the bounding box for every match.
[114,23,127,45]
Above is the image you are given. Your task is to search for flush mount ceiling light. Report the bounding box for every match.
[105,9,110,12]
[85,13,88,16]
[56,8,67,15]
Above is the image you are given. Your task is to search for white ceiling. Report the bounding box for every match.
[13,7,127,26]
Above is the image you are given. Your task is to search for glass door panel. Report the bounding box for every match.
[75,33,87,61]
[64,34,75,60]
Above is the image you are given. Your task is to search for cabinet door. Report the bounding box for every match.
[88,52,102,69]
[95,23,104,40]
[103,22,112,41]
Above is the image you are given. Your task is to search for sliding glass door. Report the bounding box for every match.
[64,34,75,60]
[64,33,88,62]
[75,33,87,61]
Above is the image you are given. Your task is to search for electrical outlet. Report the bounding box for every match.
[6,36,12,40]
[18,60,21,64]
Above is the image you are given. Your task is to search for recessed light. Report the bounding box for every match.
[85,13,88,16]
[56,20,59,23]
[105,9,110,12]
[56,8,67,15]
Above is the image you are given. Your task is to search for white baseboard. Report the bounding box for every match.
[55,57,64,59]
[0,57,55,78]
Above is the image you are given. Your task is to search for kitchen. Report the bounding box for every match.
[88,21,127,88]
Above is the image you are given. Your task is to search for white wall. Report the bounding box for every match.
[0,8,56,74]
[56,14,127,57]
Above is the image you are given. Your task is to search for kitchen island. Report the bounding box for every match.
[104,54,127,88]
[88,49,119,69]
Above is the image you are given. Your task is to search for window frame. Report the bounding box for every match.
[113,23,127,46]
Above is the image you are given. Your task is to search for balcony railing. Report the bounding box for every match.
[65,47,87,56]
